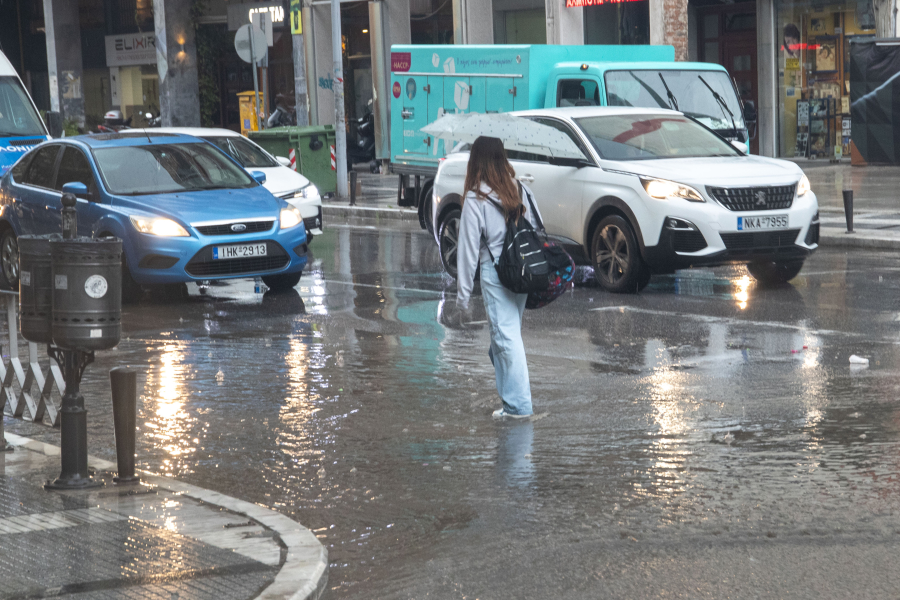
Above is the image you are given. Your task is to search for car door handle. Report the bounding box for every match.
[517,175,535,183]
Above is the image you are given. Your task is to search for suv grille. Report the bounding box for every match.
[186,241,288,276]
[195,221,274,236]
[707,185,796,212]
[720,229,801,250]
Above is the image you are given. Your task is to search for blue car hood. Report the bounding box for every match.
[0,136,49,176]
[111,186,282,224]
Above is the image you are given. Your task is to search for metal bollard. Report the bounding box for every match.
[109,367,139,484]
[349,170,357,206]
[843,189,854,233]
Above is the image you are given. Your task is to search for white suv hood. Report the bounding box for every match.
[604,156,804,188]
[258,165,311,197]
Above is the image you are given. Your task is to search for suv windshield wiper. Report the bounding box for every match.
[698,75,738,139]
[658,73,679,111]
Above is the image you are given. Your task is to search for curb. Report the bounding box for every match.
[323,204,419,222]
[2,432,328,600]
[820,227,900,250]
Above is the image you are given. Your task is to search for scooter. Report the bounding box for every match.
[95,110,132,133]
[144,110,162,127]
[347,99,377,173]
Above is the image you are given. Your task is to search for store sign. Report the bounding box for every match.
[565,0,642,6]
[227,2,285,31]
[105,34,156,67]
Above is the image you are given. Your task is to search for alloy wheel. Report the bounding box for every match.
[440,213,460,277]
[595,224,629,284]
[1,233,18,287]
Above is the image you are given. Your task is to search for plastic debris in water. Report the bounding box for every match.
[215,369,225,382]
[849,355,869,365]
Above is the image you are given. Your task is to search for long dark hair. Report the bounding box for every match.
[463,136,523,221]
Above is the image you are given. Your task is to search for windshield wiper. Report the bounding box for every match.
[698,75,738,139]
[658,73,679,111]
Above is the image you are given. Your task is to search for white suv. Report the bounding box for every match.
[431,107,818,292]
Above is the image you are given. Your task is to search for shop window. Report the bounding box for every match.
[557,80,600,107]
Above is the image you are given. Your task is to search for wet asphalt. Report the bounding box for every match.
[8,221,900,599]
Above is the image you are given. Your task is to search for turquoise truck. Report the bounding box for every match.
[388,44,754,230]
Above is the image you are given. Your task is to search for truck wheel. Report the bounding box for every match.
[439,208,461,279]
[0,229,18,290]
[747,260,804,287]
[263,270,302,291]
[591,215,648,294]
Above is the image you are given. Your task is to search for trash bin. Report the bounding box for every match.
[248,127,294,165]
[237,91,266,136]
[290,125,337,196]
[250,125,337,196]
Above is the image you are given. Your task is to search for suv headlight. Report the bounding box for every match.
[130,216,189,237]
[280,207,302,229]
[798,175,811,197]
[293,184,319,200]
[640,177,704,202]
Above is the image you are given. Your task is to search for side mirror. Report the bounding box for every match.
[46,111,63,138]
[61,181,89,198]
[548,156,592,168]
[742,100,758,123]
[250,170,267,184]
[731,140,750,154]
[276,156,291,167]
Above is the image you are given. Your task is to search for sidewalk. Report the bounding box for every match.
[0,434,327,600]
[333,163,900,249]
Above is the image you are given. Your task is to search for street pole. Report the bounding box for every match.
[331,0,349,198]
[250,25,261,131]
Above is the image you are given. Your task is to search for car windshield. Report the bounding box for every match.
[605,70,745,134]
[202,136,278,168]
[574,114,741,161]
[0,76,47,137]
[94,142,257,195]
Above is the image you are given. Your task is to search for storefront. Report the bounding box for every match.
[104,32,159,128]
[583,0,650,45]
[776,0,875,158]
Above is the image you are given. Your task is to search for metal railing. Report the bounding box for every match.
[0,290,65,430]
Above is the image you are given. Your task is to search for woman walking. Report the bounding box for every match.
[456,136,541,419]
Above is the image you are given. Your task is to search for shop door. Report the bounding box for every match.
[722,38,758,154]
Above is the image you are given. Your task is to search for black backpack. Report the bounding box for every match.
[483,184,574,301]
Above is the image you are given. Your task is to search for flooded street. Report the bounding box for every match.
[9,222,900,598]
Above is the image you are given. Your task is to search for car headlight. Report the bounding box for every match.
[280,207,302,229]
[293,184,319,200]
[130,216,189,237]
[798,175,811,197]
[640,177,704,202]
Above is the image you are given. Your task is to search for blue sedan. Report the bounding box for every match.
[0,132,308,297]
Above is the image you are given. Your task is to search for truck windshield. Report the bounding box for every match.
[604,70,745,136]
[574,114,741,161]
[0,76,46,137]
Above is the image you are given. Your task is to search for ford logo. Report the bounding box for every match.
[231,223,247,232]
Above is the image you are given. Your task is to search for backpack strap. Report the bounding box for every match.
[517,181,546,233]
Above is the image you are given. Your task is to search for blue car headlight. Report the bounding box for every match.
[280,207,302,229]
[130,216,189,237]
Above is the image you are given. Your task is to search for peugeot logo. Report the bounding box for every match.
[231,223,247,232]
[755,191,767,206]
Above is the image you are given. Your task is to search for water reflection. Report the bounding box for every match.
[496,421,534,489]
[142,342,197,476]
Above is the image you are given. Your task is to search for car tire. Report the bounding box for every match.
[262,271,302,292]
[747,260,804,287]
[0,229,18,290]
[422,185,435,236]
[591,215,648,294]
[439,208,461,279]
[121,256,143,304]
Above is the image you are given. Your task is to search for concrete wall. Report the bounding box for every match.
[453,0,494,43]
[153,0,200,127]
[546,0,583,45]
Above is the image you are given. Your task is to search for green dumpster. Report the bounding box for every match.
[289,125,337,196]
[249,125,337,196]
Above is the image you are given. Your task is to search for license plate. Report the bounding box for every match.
[212,243,267,260]
[737,215,788,231]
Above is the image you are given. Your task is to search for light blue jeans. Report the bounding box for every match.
[480,259,533,416]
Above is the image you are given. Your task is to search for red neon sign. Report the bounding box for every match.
[566,0,642,6]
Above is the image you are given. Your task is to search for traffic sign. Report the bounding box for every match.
[234,23,267,64]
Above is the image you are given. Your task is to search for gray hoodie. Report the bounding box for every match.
[456,181,542,310]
